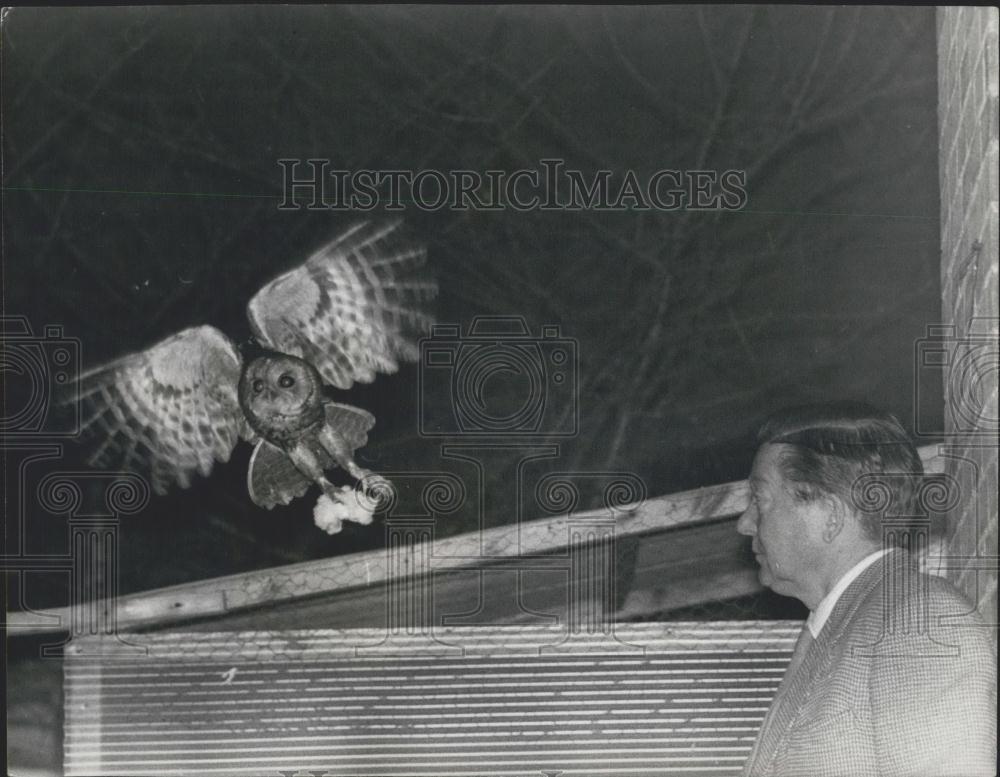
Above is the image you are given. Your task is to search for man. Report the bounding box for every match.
[736,402,996,777]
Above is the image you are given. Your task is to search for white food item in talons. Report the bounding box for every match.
[313,486,375,534]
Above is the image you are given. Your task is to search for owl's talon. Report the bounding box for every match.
[362,474,394,504]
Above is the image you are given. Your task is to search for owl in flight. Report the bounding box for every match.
[71,221,434,530]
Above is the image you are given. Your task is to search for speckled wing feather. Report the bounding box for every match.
[246,221,436,389]
[246,439,313,509]
[72,326,249,495]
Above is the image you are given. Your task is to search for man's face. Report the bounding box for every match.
[736,443,827,603]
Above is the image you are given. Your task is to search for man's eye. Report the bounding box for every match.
[278,374,295,388]
[252,379,264,393]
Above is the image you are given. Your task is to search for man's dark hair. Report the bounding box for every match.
[757,402,924,542]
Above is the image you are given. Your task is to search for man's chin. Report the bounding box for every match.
[760,574,798,601]
[755,563,774,589]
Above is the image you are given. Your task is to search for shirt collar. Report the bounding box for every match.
[806,548,891,638]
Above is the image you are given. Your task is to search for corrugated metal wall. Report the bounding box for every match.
[64,622,799,776]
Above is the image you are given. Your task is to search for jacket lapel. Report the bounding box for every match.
[744,550,911,775]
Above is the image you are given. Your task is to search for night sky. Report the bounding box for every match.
[3,6,943,603]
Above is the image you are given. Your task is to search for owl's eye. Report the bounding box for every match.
[278,373,296,388]
[252,379,264,393]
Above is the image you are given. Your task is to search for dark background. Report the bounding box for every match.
[3,6,942,606]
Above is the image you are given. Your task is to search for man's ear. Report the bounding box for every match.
[820,495,846,543]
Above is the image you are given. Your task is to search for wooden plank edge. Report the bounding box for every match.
[6,445,943,633]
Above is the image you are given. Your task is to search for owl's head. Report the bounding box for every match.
[239,354,325,440]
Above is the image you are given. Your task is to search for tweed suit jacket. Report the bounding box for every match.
[742,550,996,777]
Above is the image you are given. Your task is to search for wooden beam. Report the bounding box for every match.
[6,446,944,633]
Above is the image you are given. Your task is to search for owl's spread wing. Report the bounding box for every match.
[246,439,312,509]
[246,221,436,389]
[72,325,249,495]
[325,401,375,451]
